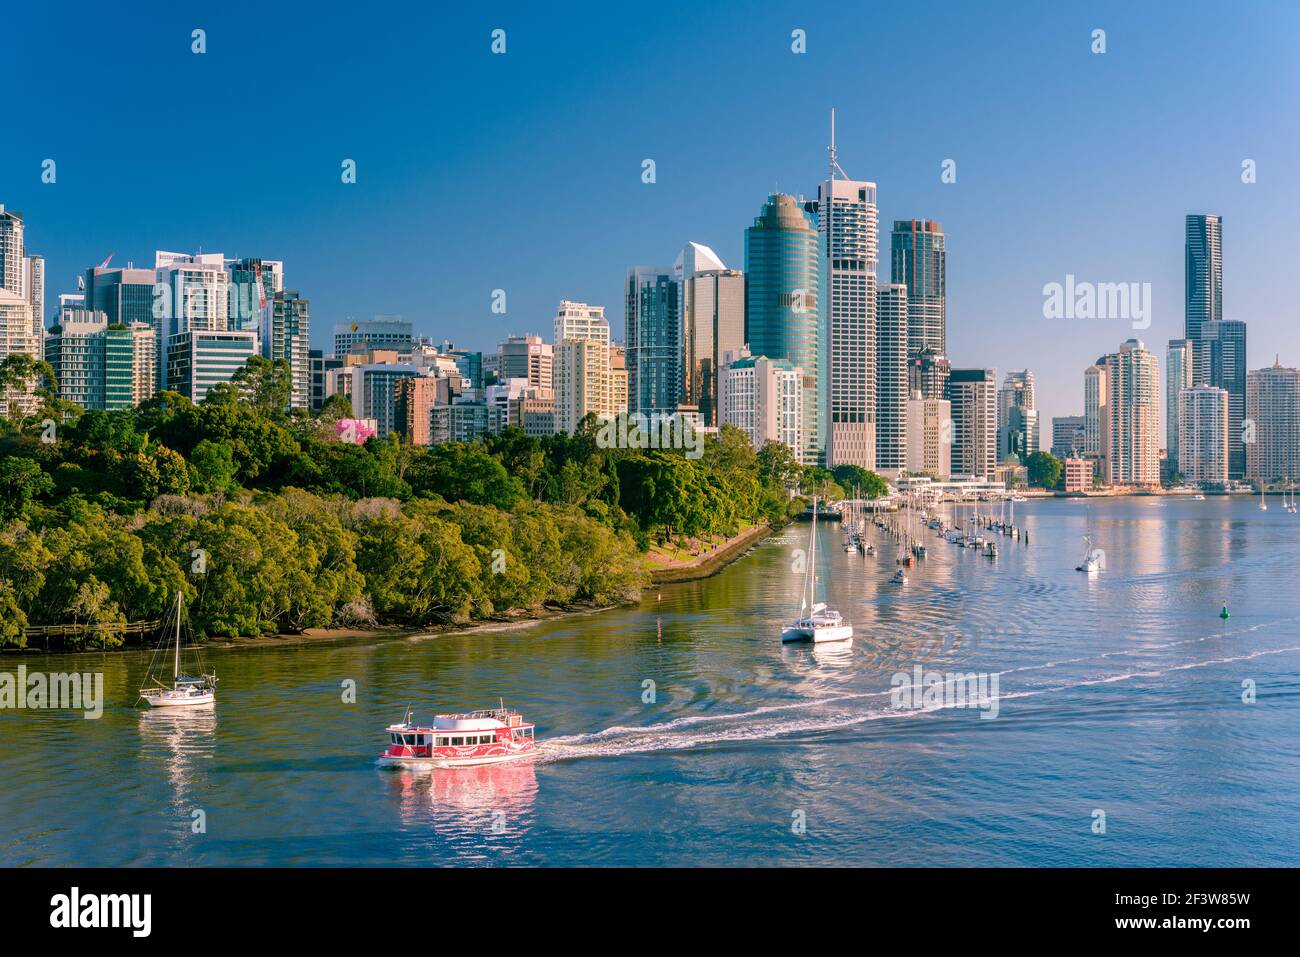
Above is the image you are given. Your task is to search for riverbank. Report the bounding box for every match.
[2,601,623,657]
[646,522,774,584]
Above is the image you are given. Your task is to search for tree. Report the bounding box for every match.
[407,443,525,509]
[0,355,57,421]
[190,440,239,494]
[1027,451,1063,489]
[0,456,53,520]
[226,356,293,414]
[831,464,889,499]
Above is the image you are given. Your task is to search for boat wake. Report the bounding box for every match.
[535,642,1300,763]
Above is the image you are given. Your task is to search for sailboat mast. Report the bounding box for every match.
[174,592,181,680]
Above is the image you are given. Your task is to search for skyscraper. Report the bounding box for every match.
[874,283,908,475]
[1178,385,1229,485]
[1185,213,1222,385]
[333,318,414,357]
[719,350,804,460]
[1202,318,1247,479]
[947,368,997,480]
[906,393,952,479]
[85,266,156,330]
[0,206,40,409]
[891,219,946,362]
[227,257,284,332]
[677,242,744,428]
[23,254,44,343]
[553,300,618,434]
[997,370,1039,463]
[625,266,680,416]
[908,346,950,403]
[498,334,553,390]
[809,131,877,470]
[1165,338,1194,477]
[1104,339,1160,486]
[1084,360,1109,478]
[0,205,24,297]
[1245,361,1300,484]
[155,251,232,390]
[1051,415,1086,459]
[267,290,311,410]
[745,194,825,466]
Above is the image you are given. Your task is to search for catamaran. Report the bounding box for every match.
[783,496,854,643]
[138,593,217,708]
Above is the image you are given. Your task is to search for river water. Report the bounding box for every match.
[2,497,1298,866]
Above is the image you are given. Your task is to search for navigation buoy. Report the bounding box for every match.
[1220,603,1230,620]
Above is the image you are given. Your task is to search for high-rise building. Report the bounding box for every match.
[166,330,259,403]
[1051,415,1086,459]
[351,364,425,439]
[677,242,744,428]
[0,205,25,297]
[625,266,681,416]
[905,393,952,479]
[891,219,946,360]
[23,255,44,344]
[1084,359,1109,477]
[395,375,440,445]
[718,349,804,460]
[808,157,877,469]
[333,318,414,357]
[85,266,155,334]
[745,194,825,465]
[226,257,283,332]
[1185,214,1222,385]
[310,350,343,411]
[1178,385,1229,485]
[1246,361,1300,484]
[554,338,614,434]
[997,370,1039,463]
[498,334,553,390]
[947,368,997,480]
[874,283,908,475]
[155,251,233,391]
[1104,339,1160,486]
[908,346,950,402]
[46,312,110,409]
[1165,339,1194,477]
[131,322,158,404]
[554,301,609,345]
[1202,319,1247,479]
[266,290,311,410]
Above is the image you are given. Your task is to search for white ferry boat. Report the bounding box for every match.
[378,705,536,769]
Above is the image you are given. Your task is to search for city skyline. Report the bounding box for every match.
[6,2,1300,437]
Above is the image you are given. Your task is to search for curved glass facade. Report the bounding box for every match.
[744,194,825,464]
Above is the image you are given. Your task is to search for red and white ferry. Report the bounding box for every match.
[377,704,537,769]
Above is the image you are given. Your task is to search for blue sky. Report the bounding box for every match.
[5,1,1299,430]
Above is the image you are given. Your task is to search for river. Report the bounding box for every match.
[2,496,1298,866]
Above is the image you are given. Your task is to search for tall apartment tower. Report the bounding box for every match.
[947,368,997,480]
[745,193,825,465]
[0,206,39,389]
[1202,318,1247,479]
[677,242,744,428]
[1185,214,1223,385]
[0,204,24,296]
[808,122,877,469]
[997,370,1039,463]
[874,283,908,475]
[1084,360,1109,478]
[1104,339,1160,486]
[23,255,44,343]
[1246,361,1300,484]
[498,334,553,390]
[891,219,946,363]
[266,290,311,410]
[553,300,615,434]
[1179,385,1230,485]
[1165,339,1194,477]
[625,266,681,416]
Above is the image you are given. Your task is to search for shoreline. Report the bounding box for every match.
[646,522,776,584]
[2,602,621,659]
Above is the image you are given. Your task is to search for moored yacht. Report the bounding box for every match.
[782,496,853,644]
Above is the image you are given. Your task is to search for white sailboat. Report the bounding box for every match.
[139,593,218,708]
[783,497,854,644]
[1075,535,1105,574]
[1259,483,1268,511]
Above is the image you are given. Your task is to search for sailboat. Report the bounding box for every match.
[1259,483,1268,511]
[139,593,218,707]
[783,496,853,644]
[1075,536,1105,574]
[1286,482,1298,513]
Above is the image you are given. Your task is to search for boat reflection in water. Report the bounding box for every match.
[383,760,539,840]
[137,706,217,812]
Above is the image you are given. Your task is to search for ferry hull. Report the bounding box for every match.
[377,749,534,770]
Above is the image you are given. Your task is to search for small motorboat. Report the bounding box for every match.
[1193,493,1206,501]
[891,569,908,585]
[378,704,536,769]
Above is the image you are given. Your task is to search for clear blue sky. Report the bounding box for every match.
[6,1,1299,431]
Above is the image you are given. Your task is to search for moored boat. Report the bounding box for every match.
[378,705,536,769]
